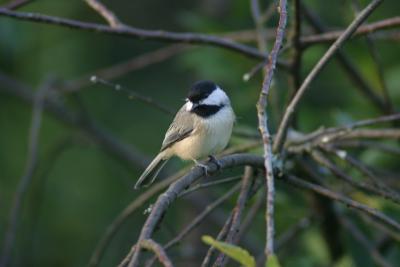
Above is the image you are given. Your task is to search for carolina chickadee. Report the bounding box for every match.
[134,80,235,189]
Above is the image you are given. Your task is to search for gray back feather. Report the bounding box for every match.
[161,105,194,151]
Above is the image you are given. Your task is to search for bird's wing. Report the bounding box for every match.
[161,105,195,151]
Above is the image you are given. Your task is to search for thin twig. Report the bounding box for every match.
[219,17,400,46]
[89,142,261,267]
[0,82,49,267]
[338,215,392,267]
[89,76,174,115]
[235,189,264,242]
[0,8,271,61]
[344,113,400,128]
[286,114,400,154]
[351,0,393,111]
[286,0,303,129]
[335,140,400,156]
[327,147,397,196]
[62,44,187,92]
[273,0,384,154]
[250,0,268,52]
[301,16,400,45]
[310,149,400,204]
[283,175,400,231]
[360,213,400,243]
[341,128,400,140]
[84,0,122,28]
[243,0,270,81]
[140,239,173,267]
[256,0,288,259]
[201,215,234,267]
[88,167,190,267]
[1,0,32,10]
[0,72,149,170]
[300,2,387,113]
[145,183,242,267]
[276,216,312,250]
[118,245,136,267]
[126,154,265,267]
[214,166,254,267]
[179,175,242,197]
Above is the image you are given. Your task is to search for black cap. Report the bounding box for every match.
[187,80,217,103]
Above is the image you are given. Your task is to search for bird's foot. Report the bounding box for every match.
[193,160,210,176]
[208,155,222,170]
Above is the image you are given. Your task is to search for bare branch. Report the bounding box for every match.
[284,175,400,231]
[301,2,388,113]
[140,239,173,267]
[214,166,254,266]
[236,190,264,243]
[274,0,385,153]
[89,76,174,115]
[179,175,242,197]
[1,0,32,10]
[89,142,261,267]
[118,246,136,267]
[0,81,49,267]
[62,44,187,92]
[201,214,234,267]
[289,0,303,90]
[341,128,400,140]
[126,154,264,267]
[276,216,312,250]
[84,0,122,28]
[335,140,400,156]
[88,166,190,267]
[301,16,400,45]
[255,0,288,259]
[0,8,272,61]
[0,72,149,170]
[339,215,392,267]
[145,183,242,267]
[351,0,393,111]
[310,149,400,204]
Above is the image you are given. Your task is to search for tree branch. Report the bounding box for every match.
[0,72,149,170]
[284,175,400,231]
[62,44,187,92]
[300,2,388,113]
[139,239,173,267]
[273,0,385,153]
[301,16,400,46]
[84,0,122,28]
[0,81,49,267]
[214,166,254,267]
[126,154,264,267]
[145,183,242,267]
[255,0,288,259]
[0,8,271,61]
[1,0,32,10]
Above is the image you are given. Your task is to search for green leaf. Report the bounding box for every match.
[202,235,255,267]
[265,254,282,267]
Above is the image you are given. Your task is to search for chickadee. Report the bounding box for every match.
[134,80,235,189]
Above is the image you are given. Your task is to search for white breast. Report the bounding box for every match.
[169,106,235,160]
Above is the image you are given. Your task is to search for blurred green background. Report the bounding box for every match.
[0,0,399,266]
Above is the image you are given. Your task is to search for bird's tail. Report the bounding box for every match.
[134,153,168,189]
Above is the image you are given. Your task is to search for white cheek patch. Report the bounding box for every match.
[186,101,194,111]
[201,87,229,106]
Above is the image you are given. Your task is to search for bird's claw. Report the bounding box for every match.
[208,155,222,170]
[196,162,210,176]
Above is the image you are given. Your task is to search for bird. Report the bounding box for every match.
[134,80,235,189]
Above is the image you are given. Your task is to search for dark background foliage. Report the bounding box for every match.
[0,0,399,266]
